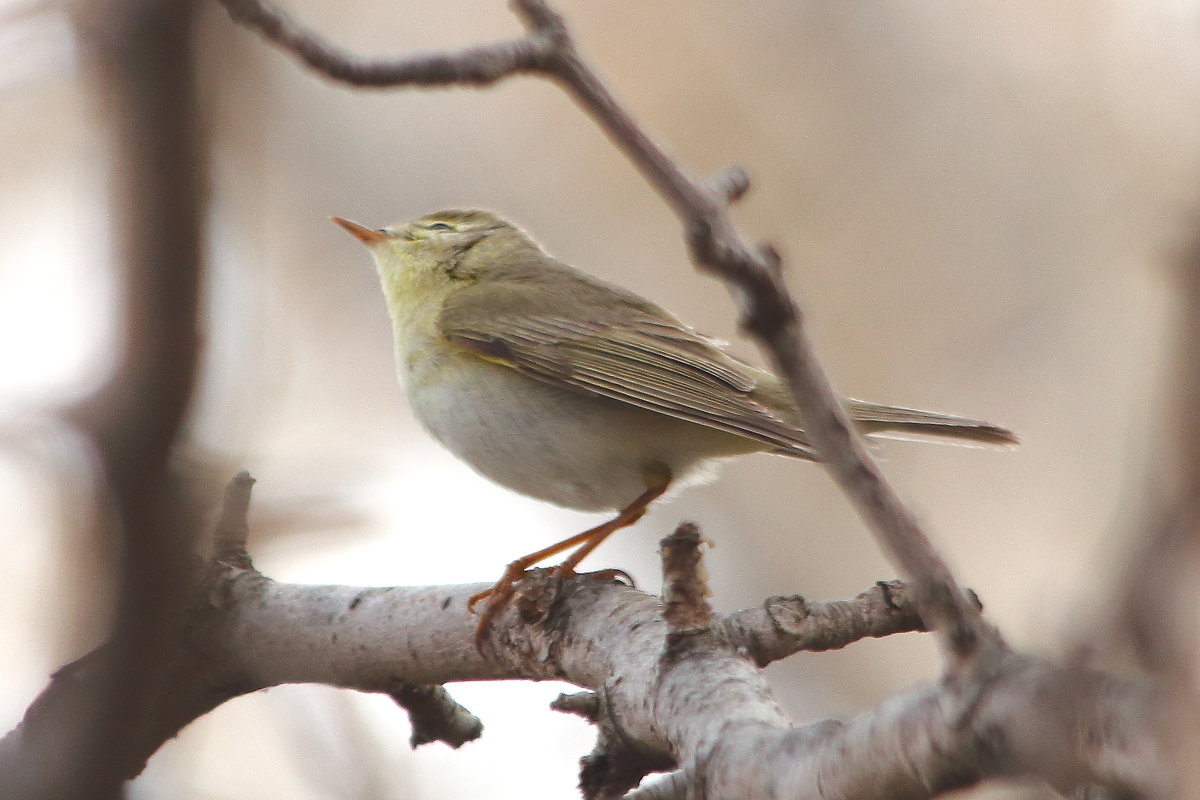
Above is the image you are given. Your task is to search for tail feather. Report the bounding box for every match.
[844,398,1018,447]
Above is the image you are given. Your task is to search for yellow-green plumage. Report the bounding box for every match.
[336,209,1015,513]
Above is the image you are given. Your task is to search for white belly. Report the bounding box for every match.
[404,348,761,511]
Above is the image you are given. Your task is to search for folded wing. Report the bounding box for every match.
[439,278,819,458]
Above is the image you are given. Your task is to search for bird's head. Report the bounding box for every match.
[333,209,541,286]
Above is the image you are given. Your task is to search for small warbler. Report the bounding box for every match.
[334,210,1014,637]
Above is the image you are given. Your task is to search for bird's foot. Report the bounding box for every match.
[467,560,528,649]
[467,564,636,649]
[558,566,636,588]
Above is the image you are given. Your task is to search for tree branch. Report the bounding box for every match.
[627,658,1163,800]
[1112,225,1200,799]
[2,476,1160,798]
[219,0,553,86]
[6,0,210,797]
[721,580,944,667]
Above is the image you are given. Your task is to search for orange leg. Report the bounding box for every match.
[469,465,672,646]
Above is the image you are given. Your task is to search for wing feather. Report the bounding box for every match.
[439,281,815,455]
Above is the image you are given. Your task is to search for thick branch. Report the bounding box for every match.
[11,566,1155,800]
[0,473,1156,798]
[627,656,1163,800]
[9,561,1157,799]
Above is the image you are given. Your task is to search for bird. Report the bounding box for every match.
[332,209,1015,641]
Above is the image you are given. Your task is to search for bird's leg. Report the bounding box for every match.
[469,464,672,646]
[552,467,671,578]
[466,527,602,612]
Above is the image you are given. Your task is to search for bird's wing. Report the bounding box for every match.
[438,281,817,456]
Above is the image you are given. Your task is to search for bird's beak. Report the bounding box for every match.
[331,216,390,246]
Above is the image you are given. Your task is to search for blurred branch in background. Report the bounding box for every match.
[1115,228,1200,795]
[0,0,206,796]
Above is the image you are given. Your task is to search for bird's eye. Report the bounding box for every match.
[427,222,454,232]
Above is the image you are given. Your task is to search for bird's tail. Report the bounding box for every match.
[845,398,1018,447]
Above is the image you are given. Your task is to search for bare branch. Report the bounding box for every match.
[1113,228,1200,798]
[8,475,1092,797]
[218,0,552,86]
[209,570,1157,800]
[9,564,1158,799]
[514,0,995,661]
[721,580,943,667]
[626,658,1162,800]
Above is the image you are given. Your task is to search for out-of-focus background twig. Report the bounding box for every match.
[2,0,205,796]
[1,1,1198,798]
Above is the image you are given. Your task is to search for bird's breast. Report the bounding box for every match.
[400,348,755,511]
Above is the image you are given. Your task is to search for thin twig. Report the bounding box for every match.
[219,0,552,86]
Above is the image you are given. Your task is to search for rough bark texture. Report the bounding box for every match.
[1,479,1166,799]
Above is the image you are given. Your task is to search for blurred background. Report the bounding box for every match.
[3,0,1200,797]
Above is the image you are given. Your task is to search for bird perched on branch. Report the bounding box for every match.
[334,210,1015,642]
